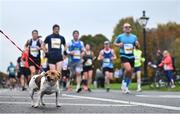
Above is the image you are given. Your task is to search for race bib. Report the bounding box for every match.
[135,56,140,61]
[73,50,81,59]
[51,38,61,49]
[9,67,15,73]
[103,58,110,63]
[20,61,25,67]
[30,47,39,57]
[103,58,111,66]
[85,59,92,66]
[124,44,133,54]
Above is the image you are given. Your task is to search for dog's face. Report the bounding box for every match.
[45,70,61,82]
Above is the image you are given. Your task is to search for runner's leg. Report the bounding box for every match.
[137,71,142,91]
[123,62,132,92]
[29,66,36,79]
[49,64,56,70]
[87,70,93,89]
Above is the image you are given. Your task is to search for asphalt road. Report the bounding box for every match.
[0,88,180,113]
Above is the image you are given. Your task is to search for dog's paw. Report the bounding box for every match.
[56,104,61,108]
[34,104,39,108]
[42,103,46,106]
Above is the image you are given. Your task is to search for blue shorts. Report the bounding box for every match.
[134,67,141,72]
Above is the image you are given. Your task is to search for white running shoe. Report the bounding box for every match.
[125,89,130,94]
[171,85,176,88]
[136,88,142,92]
[122,87,130,94]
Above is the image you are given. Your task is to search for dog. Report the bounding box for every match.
[29,70,61,108]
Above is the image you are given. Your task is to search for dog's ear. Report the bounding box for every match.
[44,71,50,76]
[57,71,62,80]
[40,71,46,76]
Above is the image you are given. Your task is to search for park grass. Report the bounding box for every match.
[71,82,180,92]
[110,83,180,91]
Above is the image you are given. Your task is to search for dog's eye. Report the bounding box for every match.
[51,72,55,75]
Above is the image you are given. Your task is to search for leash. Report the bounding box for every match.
[0,30,43,71]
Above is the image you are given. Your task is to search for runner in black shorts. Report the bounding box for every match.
[7,62,16,89]
[98,41,117,92]
[61,53,70,91]
[44,24,66,72]
[102,67,114,75]
[114,23,139,94]
[20,50,30,91]
[16,57,22,87]
[121,57,135,68]
[82,44,95,92]
[25,30,44,79]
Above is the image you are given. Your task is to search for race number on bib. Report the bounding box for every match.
[103,58,111,66]
[73,50,81,59]
[135,56,140,61]
[51,38,61,49]
[20,62,25,67]
[85,59,92,66]
[103,58,110,63]
[30,47,39,57]
[9,67,15,73]
[124,44,133,54]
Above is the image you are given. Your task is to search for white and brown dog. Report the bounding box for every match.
[29,70,61,108]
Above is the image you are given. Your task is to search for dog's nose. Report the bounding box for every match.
[47,76,51,81]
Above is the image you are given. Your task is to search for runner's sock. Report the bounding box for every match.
[105,76,110,89]
[125,77,131,87]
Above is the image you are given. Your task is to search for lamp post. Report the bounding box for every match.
[139,10,149,82]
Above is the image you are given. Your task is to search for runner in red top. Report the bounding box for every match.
[20,49,30,91]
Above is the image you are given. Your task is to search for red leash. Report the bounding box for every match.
[0,30,43,71]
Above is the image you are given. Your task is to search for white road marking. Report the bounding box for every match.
[0,89,9,93]
[0,101,134,107]
[63,94,180,111]
[136,95,180,98]
[0,96,79,100]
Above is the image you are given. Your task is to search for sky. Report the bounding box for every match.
[0,0,180,72]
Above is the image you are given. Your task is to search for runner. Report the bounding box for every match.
[20,49,30,91]
[24,30,44,78]
[44,24,66,72]
[82,44,94,91]
[61,53,71,91]
[82,44,96,92]
[133,45,145,92]
[114,23,139,94]
[98,41,116,92]
[16,56,22,88]
[7,62,16,89]
[67,30,85,93]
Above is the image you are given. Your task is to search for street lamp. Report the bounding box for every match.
[139,10,149,82]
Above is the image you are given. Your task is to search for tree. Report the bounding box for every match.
[170,37,180,69]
